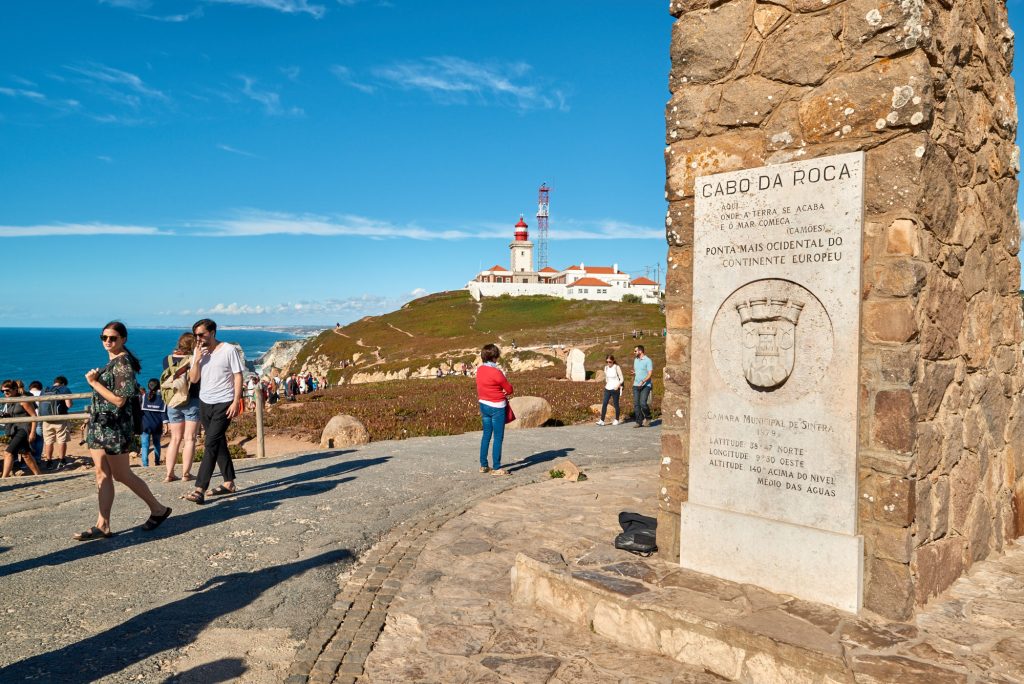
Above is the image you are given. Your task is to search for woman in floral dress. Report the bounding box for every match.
[74,321,171,541]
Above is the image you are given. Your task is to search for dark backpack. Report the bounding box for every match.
[129,392,143,435]
[613,512,658,557]
[43,385,70,417]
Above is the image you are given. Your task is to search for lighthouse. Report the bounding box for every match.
[509,215,534,273]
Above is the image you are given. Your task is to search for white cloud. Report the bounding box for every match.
[330,65,375,94]
[371,57,567,111]
[0,85,80,112]
[206,0,327,18]
[194,291,423,318]
[142,7,205,21]
[64,62,169,109]
[0,223,165,237]
[240,76,303,116]
[97,155,114,162]
[98,0,152,8]
[0,213,659,241]
[217,143,260,158]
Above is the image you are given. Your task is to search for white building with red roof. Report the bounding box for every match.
[466,217,661,304]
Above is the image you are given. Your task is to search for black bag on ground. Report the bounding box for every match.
[614,511,658,556]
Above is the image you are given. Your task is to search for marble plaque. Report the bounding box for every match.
[681,152,865,612]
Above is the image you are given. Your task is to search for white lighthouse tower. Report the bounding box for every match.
[509,215,534,273]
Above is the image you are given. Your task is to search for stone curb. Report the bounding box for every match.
[283,481,527,684]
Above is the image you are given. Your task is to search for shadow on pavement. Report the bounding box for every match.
[505,448,575,474]
[233,448,355,475]
[0,454,388,578]
[0,472,89,493]
[0,550,350,682]
[162,656,246,683]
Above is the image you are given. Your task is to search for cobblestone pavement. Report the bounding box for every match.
[355,465,724,684]
[0,421,660,682]
[353,463,1024,684]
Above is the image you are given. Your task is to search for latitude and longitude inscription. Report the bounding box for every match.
[688,152,863,536]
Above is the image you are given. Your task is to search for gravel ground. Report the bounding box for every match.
[0,420,661,682]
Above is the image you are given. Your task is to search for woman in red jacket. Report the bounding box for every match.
[475,343,513,475]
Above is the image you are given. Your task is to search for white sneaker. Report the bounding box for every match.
[596,420,605,426]
[612,419,620,426]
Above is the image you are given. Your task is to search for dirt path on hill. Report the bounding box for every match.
[385,322,414,338]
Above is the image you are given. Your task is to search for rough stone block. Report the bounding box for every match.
[871,390,917,454]
[863,300,916,344]
[669,0,753,85]
[912,536,966,606]
[885,219,921,257]
[864,556,913,620]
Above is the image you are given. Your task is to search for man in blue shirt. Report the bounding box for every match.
[632,345,653,427]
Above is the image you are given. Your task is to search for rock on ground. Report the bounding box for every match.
[507,396,552,429]
[320,414,371,448]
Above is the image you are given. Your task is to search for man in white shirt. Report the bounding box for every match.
[185,319,243,504]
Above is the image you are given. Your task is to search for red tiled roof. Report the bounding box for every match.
[488,264,508,271]
[569,277,612,287]
[539,266,559,273]
[564,264,581,270]
[631,277,657,285]
[584,266,616,274]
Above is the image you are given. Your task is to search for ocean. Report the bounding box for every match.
[0,327,300,395]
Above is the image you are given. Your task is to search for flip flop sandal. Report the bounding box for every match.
[479,467,491,473]
[73,527,112,541]
[209,485,236,496]
[491,469,512,476]
[183,490,205,505]
[182,474,194,481]
[163,475,180,483]
[141,507,172,531]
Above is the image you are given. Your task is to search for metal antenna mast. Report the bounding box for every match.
[536,182,550,270]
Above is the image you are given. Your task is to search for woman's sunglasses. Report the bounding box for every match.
[100,335,121,342]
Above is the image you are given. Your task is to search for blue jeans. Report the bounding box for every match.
[479,402,506,470]
[633,384,652,423]
[140,431,161,467]
[600,389,620,421]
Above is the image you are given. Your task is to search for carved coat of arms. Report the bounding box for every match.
[736,298,805,391]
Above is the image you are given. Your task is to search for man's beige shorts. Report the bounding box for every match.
[43,421,71,444]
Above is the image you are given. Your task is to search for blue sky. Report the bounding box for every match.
[3,2,1022,327]
[0,0,672,326]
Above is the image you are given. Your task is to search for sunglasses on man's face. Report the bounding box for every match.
[100,335,120,342]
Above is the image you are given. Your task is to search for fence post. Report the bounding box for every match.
[255,383,265,459]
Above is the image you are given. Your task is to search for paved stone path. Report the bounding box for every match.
[359,464,725,684]
[0,421,659,682]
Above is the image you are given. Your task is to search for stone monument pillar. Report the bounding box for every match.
[660,0,1022,620]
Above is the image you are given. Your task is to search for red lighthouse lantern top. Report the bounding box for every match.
[514,215,529,241]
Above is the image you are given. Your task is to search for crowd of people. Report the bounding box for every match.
[3,323,656,537]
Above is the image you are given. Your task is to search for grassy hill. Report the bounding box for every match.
[291,290,665,384]
[229,291,666,444]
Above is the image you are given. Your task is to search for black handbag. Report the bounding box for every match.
[613,512,658,556]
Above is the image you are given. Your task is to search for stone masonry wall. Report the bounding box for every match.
[659,0,1021,620]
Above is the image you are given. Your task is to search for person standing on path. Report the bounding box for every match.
[163,332,201,483]
[39,375,73,470]
[185,319,243,504]
[75,321,171,540]
[1,380,42,478]
[597,355,624,426]
[139,379,167,467]
[476,343,513,476]
[632,345,653,427]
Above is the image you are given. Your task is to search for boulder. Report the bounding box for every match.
[507,396,552,430]
[556,459,586,482]
[320,414,370,449]
[594,369,605,383]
